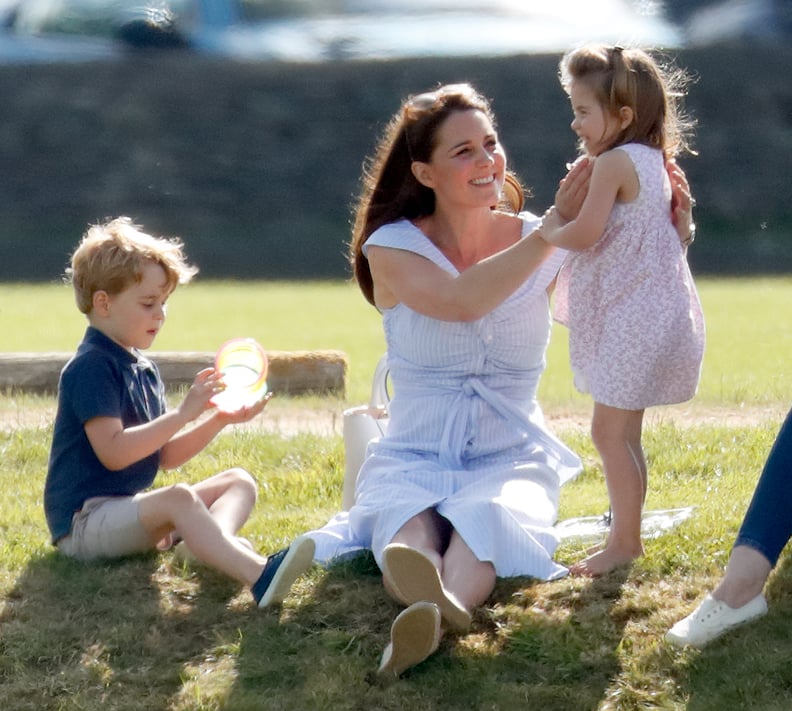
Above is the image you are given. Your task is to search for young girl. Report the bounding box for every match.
[540,45,705,576]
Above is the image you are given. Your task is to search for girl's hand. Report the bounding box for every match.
[555,156,592,222]
[178,367,224,422]
[667,159,695,247]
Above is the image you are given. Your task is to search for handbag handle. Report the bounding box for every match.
[369,354,390,410]
[341,354,390,511]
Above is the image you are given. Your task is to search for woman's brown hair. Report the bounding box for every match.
[349,83,524,306]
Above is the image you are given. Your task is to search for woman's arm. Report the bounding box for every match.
[368,230,554,322]
[367,159,593,322]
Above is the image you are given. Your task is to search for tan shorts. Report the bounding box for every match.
[57,495,154,561]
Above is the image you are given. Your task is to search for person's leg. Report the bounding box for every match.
[162,468,258,552]
[382,509,497,627]
[137,484,266,586]
[56,496,157,560]
[666,408,792,647]
[388,511,497,609]
[377,512,490,678]
[373,510,448,677]
[389,508,450,566]
[713,546,772,608]
[190,468,258,535]
[382,510,472,629]
[140,485,315,607]
[382,509,448,601]
[377,601,442,680]
[571,404,646,576]
[665,543,771,648]
[441,530,496,610]
[714,407,792,606]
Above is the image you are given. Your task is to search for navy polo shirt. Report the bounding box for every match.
[44,327,167,543]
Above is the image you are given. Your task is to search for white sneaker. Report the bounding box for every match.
[665,593,768,648]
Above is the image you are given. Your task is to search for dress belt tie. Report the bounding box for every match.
[438,377,529,468]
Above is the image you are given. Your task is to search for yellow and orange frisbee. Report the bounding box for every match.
[210,338,269,413]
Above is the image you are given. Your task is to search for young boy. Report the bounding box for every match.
[44,216,314,607]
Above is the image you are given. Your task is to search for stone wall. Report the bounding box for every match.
[1,45,790,280]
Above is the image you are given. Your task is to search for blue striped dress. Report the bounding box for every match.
[310,214,582,581]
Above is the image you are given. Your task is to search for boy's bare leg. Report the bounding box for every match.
[190,468,258,534]
[138,484,266,586]
[155,468,257,550]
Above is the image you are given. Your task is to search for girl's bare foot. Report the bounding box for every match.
[585,537,609,555]
[569,543,643,577]
[585,512,613,554]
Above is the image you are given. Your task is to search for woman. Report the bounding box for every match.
[308,82,693,678]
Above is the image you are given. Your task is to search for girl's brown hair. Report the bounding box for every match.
[560,44,694,158]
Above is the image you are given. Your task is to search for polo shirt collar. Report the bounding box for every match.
[83,327,153,369]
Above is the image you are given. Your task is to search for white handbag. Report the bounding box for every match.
[341,354,390,510]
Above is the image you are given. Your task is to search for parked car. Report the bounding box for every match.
[682,0,792,47]
[0,0,682,64]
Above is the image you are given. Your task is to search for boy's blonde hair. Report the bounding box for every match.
[68,216,198,314]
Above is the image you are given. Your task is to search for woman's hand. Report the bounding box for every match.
[667,159,695,248]
[554,156,592,222]
[539,206,565,243]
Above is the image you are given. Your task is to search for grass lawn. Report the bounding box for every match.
[1,276,791,710]
[0,276,788,407]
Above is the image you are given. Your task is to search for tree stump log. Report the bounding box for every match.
[0,350,347,396]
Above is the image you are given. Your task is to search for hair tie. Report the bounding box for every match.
[610,45,626,72]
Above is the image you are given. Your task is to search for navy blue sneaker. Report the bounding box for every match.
[252,535,315,608]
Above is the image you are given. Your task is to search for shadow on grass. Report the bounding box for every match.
[2,545,642,710]
[0,549,248,710]
[678,553,792,710]
[226,554,632,711]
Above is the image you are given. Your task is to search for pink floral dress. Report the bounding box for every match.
[553,143,705,410]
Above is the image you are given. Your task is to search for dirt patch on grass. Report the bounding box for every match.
[1,400,786,437]
[547,402,788,433]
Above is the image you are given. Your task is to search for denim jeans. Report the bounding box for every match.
[733,406,792,567]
